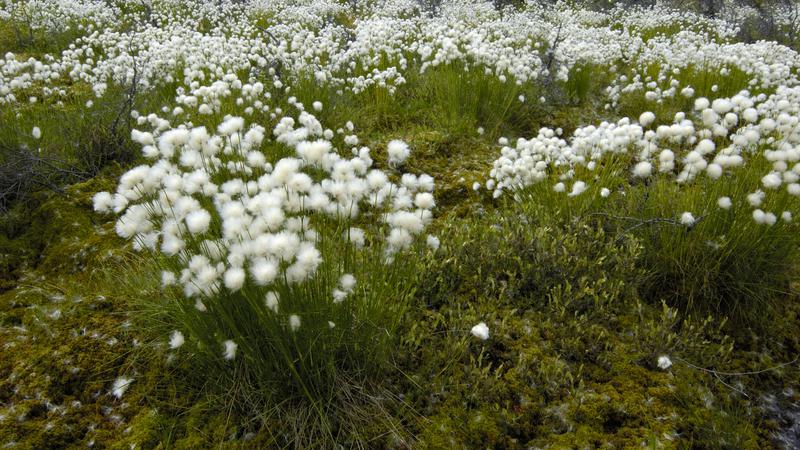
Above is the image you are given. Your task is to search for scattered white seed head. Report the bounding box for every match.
[223,340,238,360]
[169,330,185,349]
[471,322,489,341]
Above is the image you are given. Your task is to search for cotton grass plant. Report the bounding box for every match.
[94,105,438,437]
[619,161,800,324]
[488,85,800,327]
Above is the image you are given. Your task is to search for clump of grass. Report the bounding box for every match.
[614,62,760,122]
[0,68,182,213]
[613,161,800,326]
[406,64,547,139]
[559,63,615,106]
[504,147,800,330]
[96,107,438,444]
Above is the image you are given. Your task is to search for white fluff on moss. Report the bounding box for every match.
[414,192,435,209]
[93,192,114,213]
[471,322,489,341]
[111,377,134,399]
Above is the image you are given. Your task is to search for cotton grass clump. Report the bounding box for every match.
[96,110,437,409]
[485,85,800,322]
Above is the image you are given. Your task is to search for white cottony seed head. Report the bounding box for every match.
[289,314,301,332]
[223,340,237,360]
[471,322,489,341]
[169,330,185,349]
[111,377,133,399]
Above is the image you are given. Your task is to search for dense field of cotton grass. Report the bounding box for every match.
[2,0,800,447]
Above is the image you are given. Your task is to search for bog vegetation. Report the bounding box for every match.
[1,0,800,447]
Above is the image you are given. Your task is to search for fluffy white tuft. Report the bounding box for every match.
[387,140,410,166]
[111,377,134,399]
[289,314,301,331]
[470,322,489,341]
[223,340,238,360]
[169,330,185,349]
[632,161,653,178]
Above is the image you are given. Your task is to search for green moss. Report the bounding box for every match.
[0,170,122,289]
[107,409,163,449]
[0,170,157,449]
